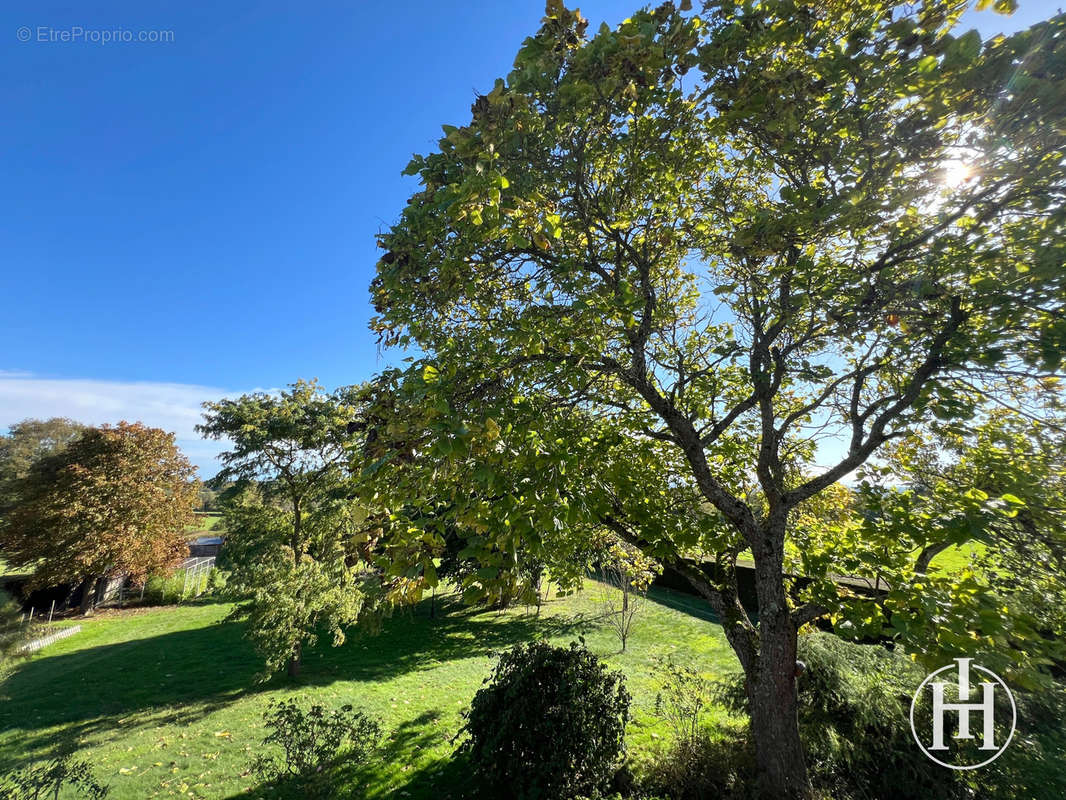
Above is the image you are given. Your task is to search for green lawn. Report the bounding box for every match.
[927,542,986,573]
[0,583,740,799]
[0,558,29,579]
[186,514,225,538]
[197,515,224,532]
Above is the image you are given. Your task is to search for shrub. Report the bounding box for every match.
[1,590,31,663]
[251,700,382,793]
[653,658,714,745]
[980,682,1066,800]
[0,756,109,799]
[641,727,754,800]
[797,634,968,800]
[141,572,186,605]
[458,639,632,799]
[641,659,752,800]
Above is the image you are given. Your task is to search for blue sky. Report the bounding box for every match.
[0,1,1049,474]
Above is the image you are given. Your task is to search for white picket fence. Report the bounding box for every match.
[19,624,82,654]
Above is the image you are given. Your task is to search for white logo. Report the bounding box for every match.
[910,658,1016,770]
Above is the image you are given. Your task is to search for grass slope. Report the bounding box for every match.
[185,514,225,539]
[927,542,986,573]
[0,583,739,799]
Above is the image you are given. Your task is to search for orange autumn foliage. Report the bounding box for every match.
[1,421,199,590]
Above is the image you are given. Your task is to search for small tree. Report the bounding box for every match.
[0,422,197,612]
[598,543,657,652]
[199,380,369,677]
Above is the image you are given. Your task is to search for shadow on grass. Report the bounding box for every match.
[0,612,262,770]
[362,709,477,800]
[223,710,478,800]
[0,594,593,773]
[297,595,595,687]
[645,583,721,623]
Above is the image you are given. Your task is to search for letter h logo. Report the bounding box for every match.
[929,658,996,751]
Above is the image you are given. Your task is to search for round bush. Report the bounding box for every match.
[458,639,632,799]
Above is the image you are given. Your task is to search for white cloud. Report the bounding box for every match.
[0,373,236,478]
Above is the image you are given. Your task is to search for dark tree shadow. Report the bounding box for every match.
[0,615,263,769]
[357,708,478,800]
[644,584,723,623]
[363,717,476,800]
[223,709,479,800]
[296,595,595,688]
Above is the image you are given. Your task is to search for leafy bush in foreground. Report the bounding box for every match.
[251,700,382,794]
[641,727,755,800]
[642,658,753,800]
[458,640,631,799]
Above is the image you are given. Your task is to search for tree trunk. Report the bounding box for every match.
[287,493,304,679]
[287,641,302,678]
[748,616,809,799]
[671,532,812,798]
[748,522,811,800]
[79,577,100,615]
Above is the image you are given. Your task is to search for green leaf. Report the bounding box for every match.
[477,566,500,581]
[423,562,438,586]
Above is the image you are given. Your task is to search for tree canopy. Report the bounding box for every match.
[199,380,370,677]
[846,405,1066,686]
[0,418,86,510]
[365,1,1066,795]
[0,422,198,610]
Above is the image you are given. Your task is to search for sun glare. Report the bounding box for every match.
[942,159,976,188]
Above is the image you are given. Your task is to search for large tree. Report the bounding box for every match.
[366,1,1066,795]
[198,380,368,678]
[0,422,198,612]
